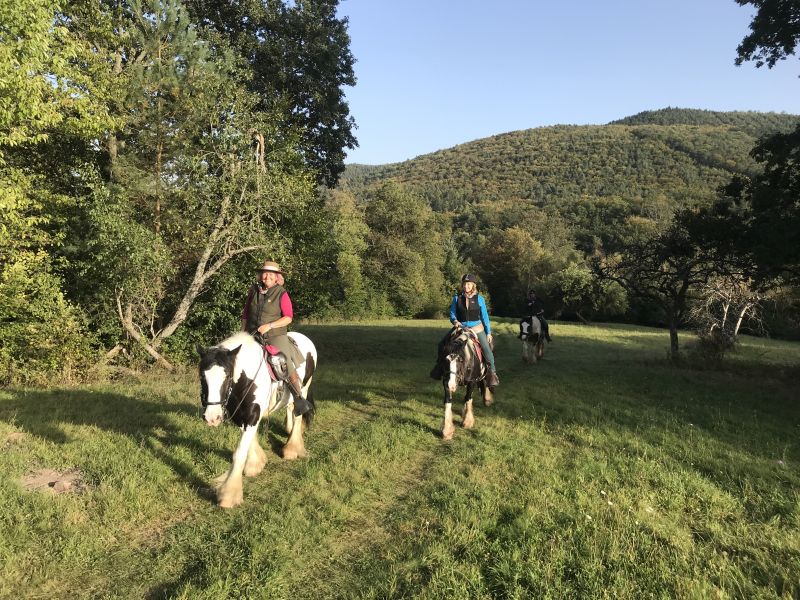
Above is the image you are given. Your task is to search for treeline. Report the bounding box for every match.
[342,110,799,212]
[0,0,360,383]
[3,0,799,384]
[337,108,800,356]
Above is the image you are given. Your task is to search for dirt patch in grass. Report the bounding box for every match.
[4,431,26,447]
[21,468,87,495]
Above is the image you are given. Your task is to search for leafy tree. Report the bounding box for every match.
[321,189,374,317]
[594,212,738,359]
[735,0,800,69]
[58,0,320,368]
[0,0,114,382]
[184,0,357,187]
[362,183,447,317]
[721,127,800,282]
[702,1,800,288]
[553,262,628,323]
[474,227,550,316]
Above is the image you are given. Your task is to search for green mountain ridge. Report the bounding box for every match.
[341,108,799,213]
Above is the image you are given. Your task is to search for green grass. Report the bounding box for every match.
[1,320,799,599]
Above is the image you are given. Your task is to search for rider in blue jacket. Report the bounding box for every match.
[430,274,500,388]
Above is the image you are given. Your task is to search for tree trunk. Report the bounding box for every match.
[116,296,175,371]
[668,315,680,361]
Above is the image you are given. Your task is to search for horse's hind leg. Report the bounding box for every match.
[217,424,259,508]
[461,385,475,429]
[285,405,294,435]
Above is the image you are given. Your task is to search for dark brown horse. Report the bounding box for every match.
[435,329,493,440]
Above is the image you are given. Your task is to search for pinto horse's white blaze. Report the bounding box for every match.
[202,364,227,426]
[197,331,317,507]
[446,354,459,394]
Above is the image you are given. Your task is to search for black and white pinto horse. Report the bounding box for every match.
[437,329,494,440]
[519,316,545,364]
[197,331,316,508]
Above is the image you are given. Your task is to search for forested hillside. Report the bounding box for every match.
[335,109,800,347]
[341,109,799,213]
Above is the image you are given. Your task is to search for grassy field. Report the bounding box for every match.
[1,320,799,599]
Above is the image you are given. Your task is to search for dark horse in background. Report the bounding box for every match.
[435,328,494,440]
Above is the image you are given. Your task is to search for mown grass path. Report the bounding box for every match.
[1,321,798,598]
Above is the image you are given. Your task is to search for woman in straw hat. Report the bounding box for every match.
[241,260,312,417]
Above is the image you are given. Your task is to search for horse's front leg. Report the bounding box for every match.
[461,383,475,429]
[217,423,259,508]
[244,421,267,477]
[441,359,457,440]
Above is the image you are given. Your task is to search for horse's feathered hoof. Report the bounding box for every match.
[216,481,243,508]
[282,445,307,460]
[441,426,455,441]
[486,372,500,388]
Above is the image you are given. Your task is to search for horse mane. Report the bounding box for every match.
[218,331,260,352]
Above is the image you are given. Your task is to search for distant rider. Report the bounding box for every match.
[520,289,552,342]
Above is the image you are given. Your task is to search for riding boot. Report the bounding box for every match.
[486,371,500,388]
[287,372,312,417]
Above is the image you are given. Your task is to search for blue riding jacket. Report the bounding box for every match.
[449,292,491,335]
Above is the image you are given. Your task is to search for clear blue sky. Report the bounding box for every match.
[337,0,800,165]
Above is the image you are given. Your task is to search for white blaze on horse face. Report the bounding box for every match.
[446,355,458,393]
[203,364,227,426]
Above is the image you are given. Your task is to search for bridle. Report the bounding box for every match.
[202,352,265,422]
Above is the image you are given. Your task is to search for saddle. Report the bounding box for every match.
[252,332,300,382]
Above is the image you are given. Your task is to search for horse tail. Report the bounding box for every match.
[303,388,315,429]
[303,353,315,386]
[302,353,316,429]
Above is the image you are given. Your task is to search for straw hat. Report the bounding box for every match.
[254,260,285,274]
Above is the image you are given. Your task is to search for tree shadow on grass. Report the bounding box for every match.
[0,388,224,501]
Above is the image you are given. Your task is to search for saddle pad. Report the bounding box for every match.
[470,336,483,364]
